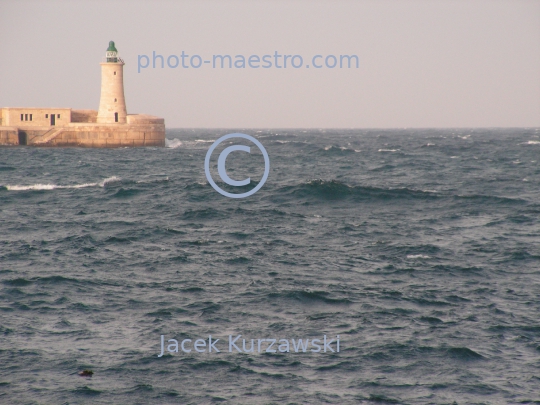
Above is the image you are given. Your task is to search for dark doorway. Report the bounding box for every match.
[18,131,27,145]
[50,114,56,126]
[114,112,118,122]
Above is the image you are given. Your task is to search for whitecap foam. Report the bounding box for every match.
[99,176,121,187]
[407,254,430,259]
[68,183,99,189]
[165,138,183,148]
[6,183,97,191]
[275,140,306,144]
[520,140,540,145]
[378,149,398,152]
[6,184,59,191]
[5,176,121,191]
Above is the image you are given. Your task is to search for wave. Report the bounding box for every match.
[272,140,309,147]
[277,179,439,201]
[520,140,540,145]
[455,193,527,205]
[274,179,531,206]
[3,275,96,287]
[3,176,121,191]
[136,176,169,185]
[406,254,431,259]
[268,290,352,305]
[112,188,141,198]
[182,208,225,220]
[446,347,484,360]
[315,145,360,154]
[99,176,122,187]
[165,138,182,148]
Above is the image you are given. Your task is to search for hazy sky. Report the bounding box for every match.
[1,0,539,128]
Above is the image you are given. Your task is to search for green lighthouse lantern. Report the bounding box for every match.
[106,41,118,62]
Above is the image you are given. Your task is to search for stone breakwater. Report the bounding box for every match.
[0,110,165,147]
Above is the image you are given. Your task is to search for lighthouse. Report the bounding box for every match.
[1,41,165,147]
[97,41,127,124]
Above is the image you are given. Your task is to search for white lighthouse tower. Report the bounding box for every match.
[97,41,127,124]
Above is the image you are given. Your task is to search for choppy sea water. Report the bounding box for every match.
[1,128,540,405]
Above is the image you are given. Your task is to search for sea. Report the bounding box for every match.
[1,128,539,404]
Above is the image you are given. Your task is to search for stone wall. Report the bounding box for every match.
[22,128,54,144]
[38,123,165,147]
[0,114,165,147]
[0,127,18,145]
[1,108,71,126]
[127,114,165,125]
[72,110,98,123]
